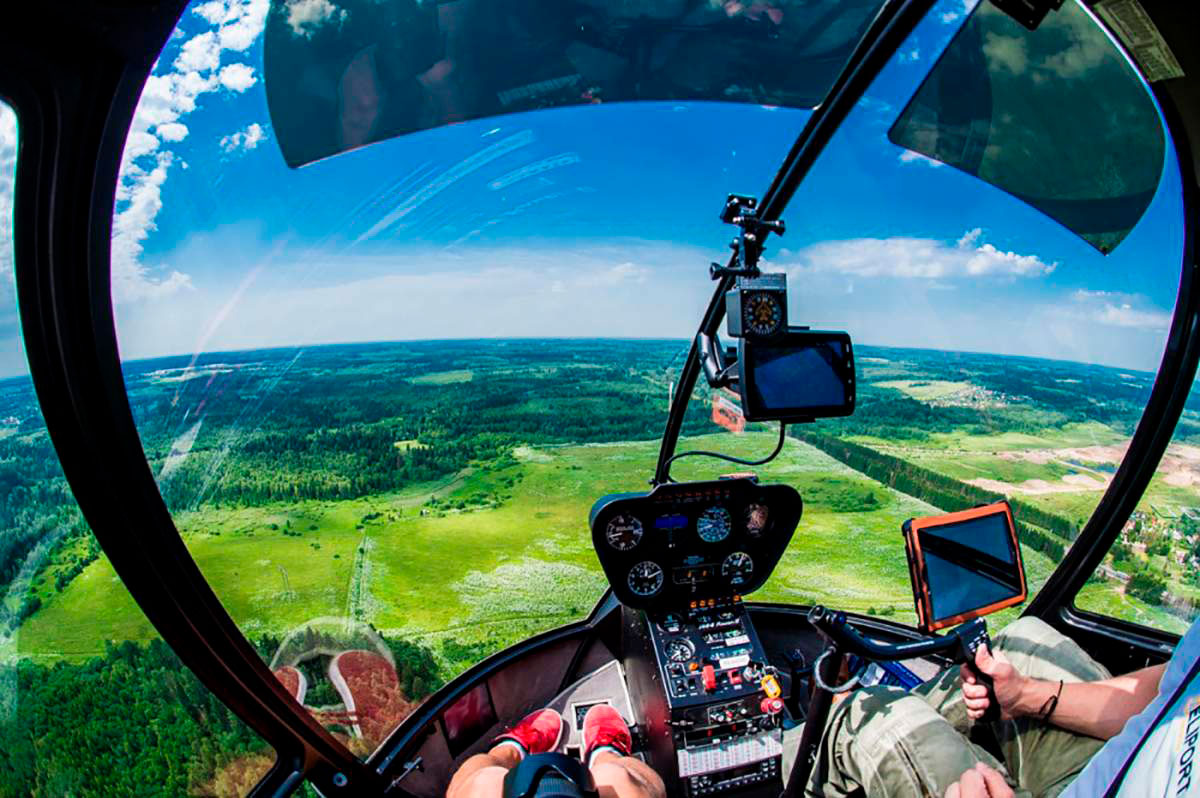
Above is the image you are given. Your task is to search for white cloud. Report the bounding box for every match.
[285,0,347,37]
[156,122,189,143]
[111,152,195,301]
[786,230,1056,280]
[218,0,269,51]
[939,0,975,24]
[220,122,267,153]
[1071,290,1172,331]
[218,63,257,92]
[110,243,711,362]
[192,0,231,25]
[115,0,270,304]
[898,149,944,168]
[983,33,1029,75]
[174,31,221,73]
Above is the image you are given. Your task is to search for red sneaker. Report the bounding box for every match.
[493,708,565,758]
[582,704,632,766]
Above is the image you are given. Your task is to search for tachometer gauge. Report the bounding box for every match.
[697,506,732,543]
[721,552,754,585]
[665,638,695,663]
[628,561,664,597]
[743,292,784,338]
[745,503,769,537]
[606,514,644,551]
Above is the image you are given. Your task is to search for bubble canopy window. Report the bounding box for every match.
[4,0,1197,795]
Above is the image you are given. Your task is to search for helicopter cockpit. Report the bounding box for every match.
[1,0,1199,796]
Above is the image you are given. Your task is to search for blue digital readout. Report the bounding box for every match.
[655,514,689,530]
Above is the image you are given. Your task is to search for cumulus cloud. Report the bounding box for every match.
[786,229,1056,280]
[218,63,257,92]
[220,122,267,153]
[898,149,944,168]
[114,0,270,303]
[1071,290,1172,331]
[285,0,348,37]
[156,122,189,142]
[939,0,975,24]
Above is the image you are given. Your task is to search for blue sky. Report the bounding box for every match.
[0,0,1186,378]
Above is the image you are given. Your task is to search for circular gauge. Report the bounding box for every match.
[606,514,644,551]
[628,561,664,597]
[697,506,732,543]
[665,638,696,663]
[744,292,784,337]
[721,551,754,585]
[745,503,770,537]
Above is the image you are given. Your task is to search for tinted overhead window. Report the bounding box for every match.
[265,0,890,166]
[0,101,275,795]
[889,1,1165,253]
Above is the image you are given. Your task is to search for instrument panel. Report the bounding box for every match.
[589,478,802,610]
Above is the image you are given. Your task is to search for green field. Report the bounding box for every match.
[16,428,1079,675]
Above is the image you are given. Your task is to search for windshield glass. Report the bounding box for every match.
[0,101,277,795]
[87,0,1185,765]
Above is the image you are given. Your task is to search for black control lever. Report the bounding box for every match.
[808,607,1000,722]
[954,618,1001,725]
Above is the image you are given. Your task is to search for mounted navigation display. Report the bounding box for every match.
[902,501,1027,632]
[737,330,855,422]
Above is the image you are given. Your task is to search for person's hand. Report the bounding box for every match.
[944,763,1015,798]
[961,645,1026,721]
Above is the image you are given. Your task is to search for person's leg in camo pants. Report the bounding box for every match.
[784,617,1112,798]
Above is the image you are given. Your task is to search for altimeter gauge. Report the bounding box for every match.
[628,561,665,597]
[721,551,754,585]
[606,514,644,551]
[697,505,732,543]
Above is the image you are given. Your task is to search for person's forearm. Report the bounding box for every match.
[1012,664,1165,740]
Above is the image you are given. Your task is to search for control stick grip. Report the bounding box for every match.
[956,619,1000,725]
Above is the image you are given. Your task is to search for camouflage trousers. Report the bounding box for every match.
[783,617,1112,798]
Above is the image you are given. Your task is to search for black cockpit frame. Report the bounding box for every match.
[0,1,1197,796]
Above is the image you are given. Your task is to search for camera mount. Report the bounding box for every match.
[709,194,786,281]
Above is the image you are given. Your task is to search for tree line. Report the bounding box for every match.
[794,430,1071,562]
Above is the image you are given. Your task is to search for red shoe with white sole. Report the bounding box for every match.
[493,708,565,758]
[582,704,632,766]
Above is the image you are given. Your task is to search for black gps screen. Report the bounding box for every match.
[738,330,855,422]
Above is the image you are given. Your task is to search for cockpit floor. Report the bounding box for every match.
[543,659,637,756]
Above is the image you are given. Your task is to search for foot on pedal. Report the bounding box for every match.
[582,704,632,767]
[494,708,565,758]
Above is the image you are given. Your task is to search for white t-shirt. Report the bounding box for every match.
[1062,618,1200,798]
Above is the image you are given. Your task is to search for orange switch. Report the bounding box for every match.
[702,665,717,692]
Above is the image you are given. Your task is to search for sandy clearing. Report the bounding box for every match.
[968,474,1108,495]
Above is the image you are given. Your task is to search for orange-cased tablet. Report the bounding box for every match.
[902,501,1027,633]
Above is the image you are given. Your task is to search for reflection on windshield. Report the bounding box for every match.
[889,1,1165,252]
[265,0,887,166]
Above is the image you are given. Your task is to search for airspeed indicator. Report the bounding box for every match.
[697,506,732,543]
[606,515,644,551]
